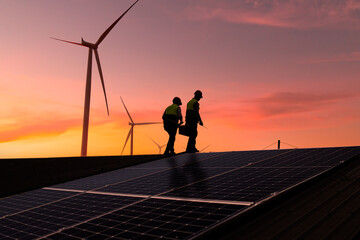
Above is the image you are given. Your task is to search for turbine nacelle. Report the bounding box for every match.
[81,38,97,49]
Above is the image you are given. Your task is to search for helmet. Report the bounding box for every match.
[194,90,203,99]
[173,97,182,105]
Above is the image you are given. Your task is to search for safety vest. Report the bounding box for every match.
[163,104,179,124]
[186,98,198,121]
[165,104,179,116]
[187,99,198,111]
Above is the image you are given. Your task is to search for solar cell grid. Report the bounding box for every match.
[251,147,360,167]
[51,168,165,191]
[195,149,292,168]
[45,198,245,240]
[128,152,224,169]
[97,166,229,196]
[0,189,76,218]
[49,152,226,192]
[0,193,139,240]
[1,146,360,239]
[163,166,329,202]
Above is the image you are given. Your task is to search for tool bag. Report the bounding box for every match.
[179,125,191,136]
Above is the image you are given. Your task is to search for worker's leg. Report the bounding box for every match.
[186,124,198,152]
[168,127,177,154]
[165,124,177,155]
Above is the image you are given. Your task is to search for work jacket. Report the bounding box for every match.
[163,104,182,125]
[186,98,200,123]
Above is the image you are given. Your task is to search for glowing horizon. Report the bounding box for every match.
[1,0,360,158]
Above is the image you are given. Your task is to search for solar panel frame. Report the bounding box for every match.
[1,146,360,240]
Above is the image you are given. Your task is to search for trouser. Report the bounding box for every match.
[186,122,198,151]
[164,124,177,153]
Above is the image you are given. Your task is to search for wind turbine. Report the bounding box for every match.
[200,145,211,153]
[52,0,140,157]
[120,96,161,155]
[148,136,166,154]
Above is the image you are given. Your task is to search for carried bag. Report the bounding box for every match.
[179,125,191,136]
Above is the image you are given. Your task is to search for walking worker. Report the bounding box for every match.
[162,97,183,155]
[185,90,203,153]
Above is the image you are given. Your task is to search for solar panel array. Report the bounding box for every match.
[1,146,360,239]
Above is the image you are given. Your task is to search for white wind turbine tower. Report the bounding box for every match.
[148,136,166,154]
[120,96,161,155]
[51,0,139,157]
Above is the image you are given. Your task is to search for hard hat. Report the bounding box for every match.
[194,90,203,99]
[173,97,182,105]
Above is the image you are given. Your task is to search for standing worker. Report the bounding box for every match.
[185,90,203,153]
[162,97,183,155]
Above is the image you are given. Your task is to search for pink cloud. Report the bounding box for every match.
[185,0,360,29]
[244,92,357,118]
[204,91,360,130]
[306,51,360,64]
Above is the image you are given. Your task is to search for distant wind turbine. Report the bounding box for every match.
[120,96,161,155]
[148,136,166,154]
[51,0,140,157]
[200,145,211,153]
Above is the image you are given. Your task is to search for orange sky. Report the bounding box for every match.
[1,0,360,158]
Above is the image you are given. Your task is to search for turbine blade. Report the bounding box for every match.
[94,49,109,116]
[50,37,85,47]
[120,96,134,123]
[135,122,161,125]
[121,128,132,155]
[200,145,211,152]
[95,0,140,46]
[147,136,160,147]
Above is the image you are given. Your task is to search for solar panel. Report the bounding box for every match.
[0,189,76,218]
[45,198,245,240]
[1,146,359,239]
[162,166,329,202]
[0,193,140,239]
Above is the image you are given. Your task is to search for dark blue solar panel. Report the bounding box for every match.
[251,146,360,167]
[1,146,359,239]
[0,193,139,239]
[98,167,229,196]
[194,149,292,168]
[45,198,245,240]
[49,152,227,192]
[51,168,166,191]
[0,189,76,218]
[162,166,329,202]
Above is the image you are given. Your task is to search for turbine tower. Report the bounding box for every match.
[200,145,211,153]
[148,136,166,154]
[52,0,139,157]
[120,96,161,155]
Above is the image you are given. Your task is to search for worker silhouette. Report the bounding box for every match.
[185,90,203,153]
[162,97,183,156]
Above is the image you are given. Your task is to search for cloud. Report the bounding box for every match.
[185,0,360,29]
[204,91,359,130]
[0,106,162,143]
[306,51,360,64]
[0,116,81,143]
[245,92,357,118]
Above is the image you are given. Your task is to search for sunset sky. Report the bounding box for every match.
[1,0,360,158]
